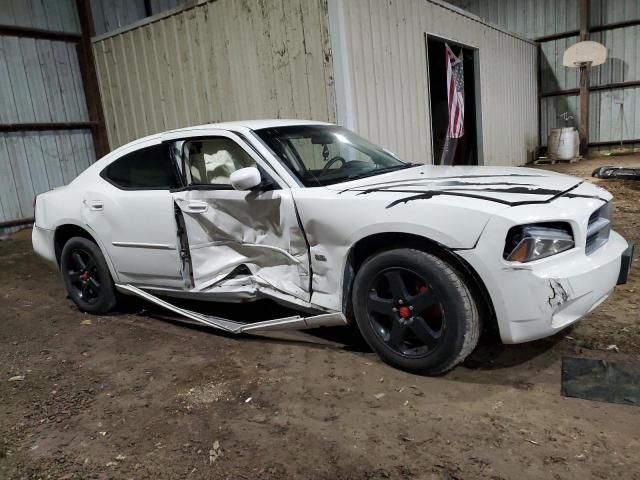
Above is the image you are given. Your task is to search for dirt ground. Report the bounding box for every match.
[1,154,639,480]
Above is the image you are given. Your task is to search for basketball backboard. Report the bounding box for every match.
[563,41,607,67]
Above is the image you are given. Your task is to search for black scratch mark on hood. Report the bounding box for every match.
[382,182,607,208]
[338,173,548,194]
[385,191,514,208]
[355,180,541,194]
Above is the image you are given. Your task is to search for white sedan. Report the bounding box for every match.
[32,120,633,374]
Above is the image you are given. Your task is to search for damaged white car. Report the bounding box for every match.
[33,120,634,374]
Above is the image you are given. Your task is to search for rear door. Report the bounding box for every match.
[169,131,311,302]
[83,141,184,288]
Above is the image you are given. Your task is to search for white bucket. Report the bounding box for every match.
[548,127,579,160]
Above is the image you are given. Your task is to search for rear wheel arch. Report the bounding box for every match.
[54,224,98,266]
[342,232,496,333]
[53,225,118,284]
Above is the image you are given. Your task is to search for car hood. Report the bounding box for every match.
[326,165,589,206]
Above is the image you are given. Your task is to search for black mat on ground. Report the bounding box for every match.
[561,357,640,406]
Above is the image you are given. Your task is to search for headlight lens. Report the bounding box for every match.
[504,222,574,262]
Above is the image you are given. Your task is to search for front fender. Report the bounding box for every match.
[293,189,503,311]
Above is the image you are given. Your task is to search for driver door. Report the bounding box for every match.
[169,131,311,302]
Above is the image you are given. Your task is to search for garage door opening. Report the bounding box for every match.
[426,35,481,165]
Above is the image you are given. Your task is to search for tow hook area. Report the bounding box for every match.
[548,279,569,309]
[618,241,634,285]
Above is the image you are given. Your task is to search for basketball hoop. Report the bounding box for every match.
[563,41,607,68]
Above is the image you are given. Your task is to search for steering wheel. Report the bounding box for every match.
[319,156,346,176]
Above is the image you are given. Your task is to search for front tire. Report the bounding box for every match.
[60,237,117,314]
[352,248,480,375]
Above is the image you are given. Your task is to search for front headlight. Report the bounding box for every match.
[504,222,574,262]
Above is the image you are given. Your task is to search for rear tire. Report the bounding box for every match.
[352,248,480,375]
[60,237,117,314]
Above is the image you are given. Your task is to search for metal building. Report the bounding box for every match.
[450,0,640,151]
[92,0,538,167]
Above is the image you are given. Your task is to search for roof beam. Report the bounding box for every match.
[0,24,80,42]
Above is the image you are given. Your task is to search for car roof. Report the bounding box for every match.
[89,119,335,170]
[165,118,332,134]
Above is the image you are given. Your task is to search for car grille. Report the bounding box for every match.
[585,202,612,254]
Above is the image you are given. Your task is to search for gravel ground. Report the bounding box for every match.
[1,154,639,479]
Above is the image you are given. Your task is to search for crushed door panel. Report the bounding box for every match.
[172,188,311,302]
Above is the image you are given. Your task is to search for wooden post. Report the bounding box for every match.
[75,0,110,159]
[578,0,590,156]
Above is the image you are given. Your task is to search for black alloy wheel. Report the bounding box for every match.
[60,236,118,314]
[366,267,445,357]
[66,248,102,304]
[352,248,480,374]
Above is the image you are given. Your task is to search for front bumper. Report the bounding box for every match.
[457,229,630,344]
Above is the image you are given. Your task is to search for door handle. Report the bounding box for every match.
[184,201,208,213]
[86,200,104,211]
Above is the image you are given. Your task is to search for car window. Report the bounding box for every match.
[185,138,255,186]
[102,144,180,189]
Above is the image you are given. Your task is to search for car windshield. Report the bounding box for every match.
[254,125,412,187]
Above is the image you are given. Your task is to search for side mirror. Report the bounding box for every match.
[230,167,262,191]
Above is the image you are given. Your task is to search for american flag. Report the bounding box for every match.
[445,44,464,138]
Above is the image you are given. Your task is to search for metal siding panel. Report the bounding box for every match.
[283,0,313,119]
[169,13,191,127]
[52,40,79,120]
[0,135,22,222]
[22,132,51,193]
[104,37,126,145]
[4,132,35,217]
[209,0,236,122]
[182,7,204,124]
[4,36,35,122]
[448,0,579,38]
[42,0,64,31]
[1,0,78,32]
[127,27,149,134]
[0,36,20,122]
[138,25,163,131]
[157,19,179,130]
[39,131,65,187]
[9,0,32,28]
[116,32,142,140]
[266,0,296,119]
[69,129,90,173]
[92,0,334,148]
[91,0,107,35]
[55,131,78,183]
[92,41,116,146]
[301,0,331,121]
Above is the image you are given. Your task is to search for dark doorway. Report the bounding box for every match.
[426,35,480,165]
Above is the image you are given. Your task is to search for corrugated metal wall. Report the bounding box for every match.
[92,0,335,149]
[0,0,96,228]
[90,0,183,36]
[449,0,580,39]
[449,0,640,147]
[333,0,538,166]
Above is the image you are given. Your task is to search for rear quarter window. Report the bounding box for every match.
[101,144,180,189]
